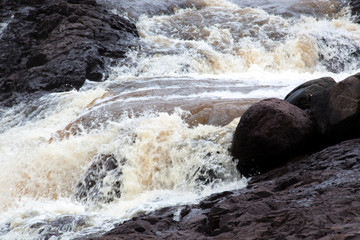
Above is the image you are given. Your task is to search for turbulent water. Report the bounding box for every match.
[1,0,360,239]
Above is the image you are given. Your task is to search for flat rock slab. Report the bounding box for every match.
[90,138,360,240]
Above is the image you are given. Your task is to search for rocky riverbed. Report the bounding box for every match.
[2,0,360,239]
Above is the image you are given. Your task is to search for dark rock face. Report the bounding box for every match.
[284,77,336,110]
[91,139,360,240]
[310,73,360,142]
[75,154,124,203]
[230,98,315,177]
[0,0,139,106]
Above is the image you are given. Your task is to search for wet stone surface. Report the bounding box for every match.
[0,0,139,107]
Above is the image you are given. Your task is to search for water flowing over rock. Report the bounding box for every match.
[75,154,124,204]
[0,0,139,107]
[230,98,315,177]
[350,0,360,22]
[91,139,360,240]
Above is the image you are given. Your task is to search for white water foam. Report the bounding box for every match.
[1,0,360,238]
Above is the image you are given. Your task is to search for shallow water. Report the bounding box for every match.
[1,0,360,238]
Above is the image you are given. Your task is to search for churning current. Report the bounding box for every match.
[1,0,360,239]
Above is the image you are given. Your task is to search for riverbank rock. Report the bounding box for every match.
[230,98,315,177]
[0,0,139,107]
[284,77,336,110]
[90,138,360,239]
[310,73,360,142]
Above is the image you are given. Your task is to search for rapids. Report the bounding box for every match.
[1,0,360,239]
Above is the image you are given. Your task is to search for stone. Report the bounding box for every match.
[284,77,336,110]
[75,154,124,203]
[350,0,360,23]
[310,73,360,142]
[230,98,315,177]
[0,0,139,107]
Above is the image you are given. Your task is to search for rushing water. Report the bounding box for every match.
[1,0,360,239]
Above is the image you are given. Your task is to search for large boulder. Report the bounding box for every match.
[0,0,139,107]
[284,77,336,110]
[310,73,360,142]
[231,98,315,177]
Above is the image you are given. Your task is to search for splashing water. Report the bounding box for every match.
[1,0,360,238]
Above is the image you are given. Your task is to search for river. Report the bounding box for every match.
[0,0,360,239]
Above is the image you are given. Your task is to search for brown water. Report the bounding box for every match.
[0,0,359,238]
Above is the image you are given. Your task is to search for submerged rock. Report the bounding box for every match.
[0,0,139,107]
[350,0,360,23]
[75,154,124,203]
[230,98,315,177]
[284,77,336,110]
[90,139,360,240]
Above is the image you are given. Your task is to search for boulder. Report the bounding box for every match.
[310,73,360,142]
[284,77,336,110]
[0,0,139,107]
[75,154,124,203]
[231,98,315,177]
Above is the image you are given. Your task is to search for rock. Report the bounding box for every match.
[350,0,360,23]
[89,139,360,239]
[230,98,315,177]
[317,36,360,73]
[284,77,336,110]
[75,154,124,203]
[0,0,139,107]
[310,73,360,142]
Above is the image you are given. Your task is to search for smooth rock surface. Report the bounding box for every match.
[310,73,360,142]
[231,98,315,177]
[90,138,360,240]
[284,77,336,110]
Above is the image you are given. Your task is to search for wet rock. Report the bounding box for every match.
[90,139,360,240]
[284,77,336,110]
[230,98,315,177]
[30,215,88,239]
[310,73,360,142]
[75,154,124,203]
[0,0,139,107]
[350,0,360,23]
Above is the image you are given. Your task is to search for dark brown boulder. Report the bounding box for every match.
[0,0,139,107]
[284,77,336,110]
[310,73,360,142]
[231,98,315,177]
